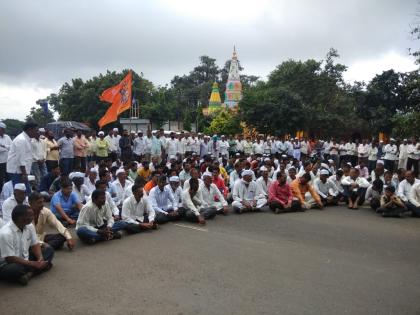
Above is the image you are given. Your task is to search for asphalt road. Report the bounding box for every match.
[1,206,420,315]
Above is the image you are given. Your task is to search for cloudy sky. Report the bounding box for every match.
[0,0,419,120]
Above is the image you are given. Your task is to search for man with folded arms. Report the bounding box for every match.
[76,189,127,244]
[182,178,217,224]
[201,172,228,215]
[268,172,301,213]
[314,169,340,206]
[232,169,267,214]
[148,175,181,224]
[29,192,75,250]
[121,183,156,233]
[0,204,54,285]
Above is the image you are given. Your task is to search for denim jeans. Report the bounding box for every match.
[31,161,47,189]
[76,221,128,243]
[59,158,74,176]
[0,245,54,283]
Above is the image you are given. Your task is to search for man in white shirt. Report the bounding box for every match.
[167,176,182,209]
[111,169,133,208]
[2,184,29,223]
[256,166,272,199]
[201,172,228,214]
[406,139,420,175]
[396,170,420,216]
[314,169,340,206]
[6,121,38,194]
[182,178,217,225]
[219,135,230,159]
[398,139,409,170]
[383,138,398,173]
[232,170,267,213]
[76,189,128,244]
[0,122,12,192]
[0,180,13,214]
[0,204,53,285]
[121,183,156,233]
[148,175,180,224]
[133,131,146,162]
[341,168,370,209]
[408,182,420,217]
[166,133,180,158]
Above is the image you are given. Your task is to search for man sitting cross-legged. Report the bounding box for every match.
[290,173,324,210]
[201,172,229,215]
[76,189,128,244]
[50,179,83,226]
[148,175,182,224]
[29,192,75,250]
[341,168,370,209]
[232,169,267,214]
[2,183,29,223]
[0,205,54,286]
[268,171,301,214]
[182,178,217,225]
[313,169,340,207]
[121,183,157,234]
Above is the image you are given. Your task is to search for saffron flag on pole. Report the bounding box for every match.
[98,71,133,128]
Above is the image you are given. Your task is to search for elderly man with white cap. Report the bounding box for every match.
[232,169,267,214]
[313,169,340,206]
[84,167,98,195]
[111,168,132,210]
[201,172,228,214]
[0,121,12,192]
[1,183,29,223]
[256,166,273,199]
[167,175,183,208]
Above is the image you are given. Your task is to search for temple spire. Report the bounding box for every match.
[224,46,242,110]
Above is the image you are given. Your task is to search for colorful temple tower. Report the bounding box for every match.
[224,46,242,109]
[208,82,222,112]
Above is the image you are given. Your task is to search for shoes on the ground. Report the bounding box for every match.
[17,272,33,286]
[113,231,123,239]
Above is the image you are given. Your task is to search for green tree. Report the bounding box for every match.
[25,105,55,127]
[2,119,25,137]
[204,110,241,135]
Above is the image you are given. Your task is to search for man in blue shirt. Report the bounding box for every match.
[50,179,82,226]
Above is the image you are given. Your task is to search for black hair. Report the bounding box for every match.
[158,175,167,183]
[60,179,72,189]
[132,183,144,193]
[301,173,312,182]
[28,191,43,204]
[91,189,106,201]
[23,121,38,131]
[189,178,199,191]
[12,204,30,222]
[372,179,384,193]
[95,179,108,189]
[385,185,395,193]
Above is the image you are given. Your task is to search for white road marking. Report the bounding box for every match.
[173,223,208,232]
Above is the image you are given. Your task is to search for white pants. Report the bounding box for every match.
[232,198,267,210]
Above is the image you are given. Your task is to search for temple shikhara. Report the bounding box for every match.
[203,46,242,116]
[224,46,242,110]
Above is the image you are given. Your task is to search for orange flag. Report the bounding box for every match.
[98,71,133,128]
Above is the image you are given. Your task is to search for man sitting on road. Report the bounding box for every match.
[182,178,217,225]
[232,170,267,214]
[290,173,324,210]
[0,205,54,286]
[268,172,301,213]
[341,168,370,209]
[201,172,229,215]
[29,192,75,250]
[256,166,273,200]
[148,175,181,224]
[50,179,83,225]
[1,183,29,223]
[76,189,128,244]
[121,183,156,234]
[313,169,340,206]
[397,170,420,215]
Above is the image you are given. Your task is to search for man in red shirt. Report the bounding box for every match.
[268,172,301,213]
[210,166,228,199]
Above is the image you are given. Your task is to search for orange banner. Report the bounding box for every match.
[98,71,132,128]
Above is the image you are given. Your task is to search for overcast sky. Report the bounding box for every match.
[1,0,419,120]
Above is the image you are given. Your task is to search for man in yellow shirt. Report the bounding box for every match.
[95,131,109,163]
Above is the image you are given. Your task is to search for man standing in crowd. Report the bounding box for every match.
[6,121,38,193]
[73,129,88,171]
[31,130,47,190]
[0,122,12,192]
[57,128,74,176]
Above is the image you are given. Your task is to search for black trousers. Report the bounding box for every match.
[184,207,217,222]
[0,245,54,283]
[407,158,419,176]
[0,162,6,192]
[44,234,67,250]
[73,156,86,172]
[46,160,59,173]
[269,200,301,212]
